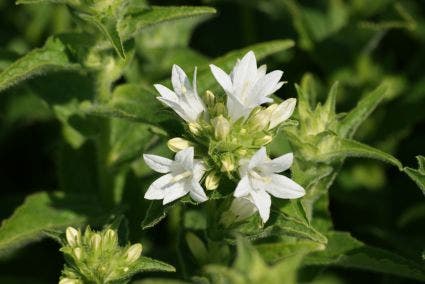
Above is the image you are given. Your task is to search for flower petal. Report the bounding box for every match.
[192,160,206,182]
[143,154,172,173]
[210,64,233,93]
[250,190,271,223]
[175,147,194,170]
[266,153,293,173]
[234,175,251,197]
[229,197,258,222]
[171,64,191,95]
[248,147,268,169]
[189,180,208,203]
[154,84,177,102]
[144,174,173,200]
[267,174,305,199]
[163,181,188,205]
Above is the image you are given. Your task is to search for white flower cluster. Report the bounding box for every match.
[143,51,305,223]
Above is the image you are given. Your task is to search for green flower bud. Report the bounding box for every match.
[126,243,143,263]
[221,155,235,173]
[167,138,192,152]
[214,103,227,116]
[73,247,82,260]
[103,229,117,247]
[254,135,273,146]
[204,90,215,107]
[212,115,231,140]
[59,278,81,284]
[188,122,202,135]
[90,233,101,251]
[249,108,271,131]
[205,171,220,190]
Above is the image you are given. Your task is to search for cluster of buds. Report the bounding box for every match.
[144,51,305,223]
[59,226,142,284]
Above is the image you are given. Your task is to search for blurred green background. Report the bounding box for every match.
[0,0,424,283]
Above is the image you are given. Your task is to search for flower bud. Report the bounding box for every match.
[229,197,258,222]
[90,233,102,251]
[66,227,80,247]
[167,138,192,152]
[221,155,235,173]
[59,278,81,284]
[188,122,202,135]
[214,103,226,116]
[126,243,142,263]
[254,135,273,146]
[204,90,215,107]
[73,247,82,260]
[248,108,271,131]
[212,115,230,140]
[205,171,220,190]
[268,98,296,129]
[103,229,117,247]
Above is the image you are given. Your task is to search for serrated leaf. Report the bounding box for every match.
[79,13,126,59]
[0,37,79,93]
[141,201,174,229]
[0,191,103,258]
[132,256,175,273]
[315,135,402,170]
[118,6,216,40]
[404,155,425,195]
[338,83,388,138]
[304,231,425,282]
[256,240,325,264]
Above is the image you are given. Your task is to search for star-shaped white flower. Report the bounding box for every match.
[234,147,305,222]
[210,51,285,121]
[154,65,206,123]
[143,147,208,205]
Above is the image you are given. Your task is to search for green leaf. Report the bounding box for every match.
[83,83,173,125]
[141,201,174,229]
[118,6,216,40]
[304,231,425,282]
[78,13,126,59]
[404,155,425,195]
[256,240,325,264]
[0,191,103,258]
[315,133,402,170]
[0,37,79,93]
[131,256,175,273]
[338,83,388,138]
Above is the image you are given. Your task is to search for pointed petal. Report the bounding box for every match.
[154,84,178,102]
[234,175,252,197]
[163,181,188,204]
[210,64,233,93]
[192,160,206,181]
[257,64,267,78]
[266,153,293,173]
[250,190,271,223]
[230,197,258,221]
[144,174,173,200]
[143,154,172,173]
[233,51,257,99]
[171,64,191,95]
[248,147,268,169]
[157,97,192,122]
[227,95,250,121]
[267,174,305,199]
[189,180,208,203]
[175,147,194,170]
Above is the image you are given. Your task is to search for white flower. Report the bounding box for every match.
[234,147,305,222]
[143,147,208,204]
[210,51,285,121]
[154,65,206,123]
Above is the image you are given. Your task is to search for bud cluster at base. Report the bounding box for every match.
[59,226,143,284]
